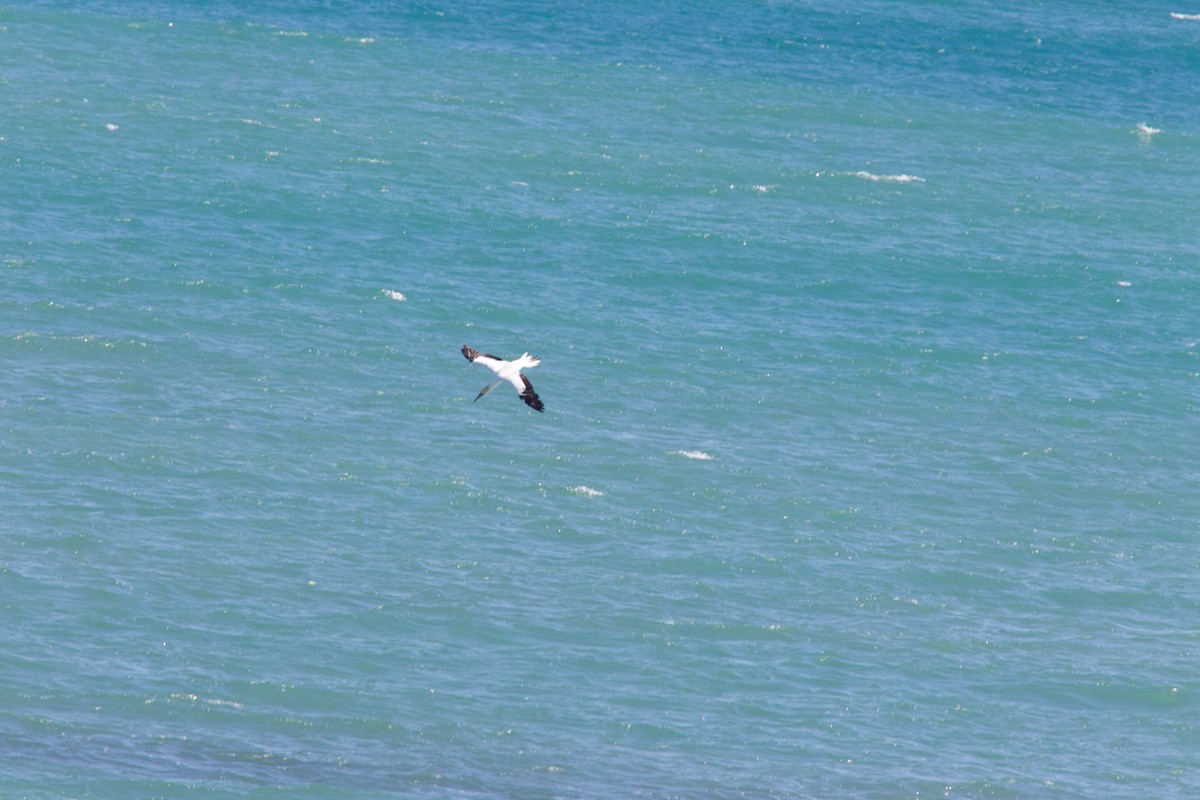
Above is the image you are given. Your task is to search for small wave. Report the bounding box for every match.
[569,485,605,498]
[160,693,243,709]
[165,693,199,703]
[382,289,407,302]
[204,697,245,710]
[1170,12,1200,20]
[850,171,925,184]
[1135,122,1162,140]
[670,450,713,460]
[13,332,146,349]
[105,123,119,132]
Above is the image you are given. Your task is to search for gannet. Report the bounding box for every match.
[461,345,544,412]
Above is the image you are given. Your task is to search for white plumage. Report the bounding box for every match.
[461,345,544,412]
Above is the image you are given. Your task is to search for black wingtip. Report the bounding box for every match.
[520,374,544,411]
[521,390,544,412]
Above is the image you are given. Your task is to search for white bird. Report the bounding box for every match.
[461,345,544,412]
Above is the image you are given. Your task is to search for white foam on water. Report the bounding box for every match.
[670,450,714,460]
[382,289,406,302]
[569,485,605,497]
[1170,12,1200,20]
[1135,122,1162,140]
[159,693,242,710]
[850,171,925,183]
[204,698,246,710]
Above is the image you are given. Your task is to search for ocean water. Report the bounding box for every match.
[3,1,1200,797]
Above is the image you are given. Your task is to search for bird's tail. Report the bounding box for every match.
[514,352,540,370]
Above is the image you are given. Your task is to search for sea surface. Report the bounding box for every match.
[3,2,1200,798]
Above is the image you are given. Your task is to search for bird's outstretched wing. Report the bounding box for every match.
[520,375,544,412]
[462,345,502,366]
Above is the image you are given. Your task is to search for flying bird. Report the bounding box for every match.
[461,345,544,412]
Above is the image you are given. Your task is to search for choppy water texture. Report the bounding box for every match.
[3,2,1200,798]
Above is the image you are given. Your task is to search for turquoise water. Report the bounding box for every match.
[3,2,1200,797]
